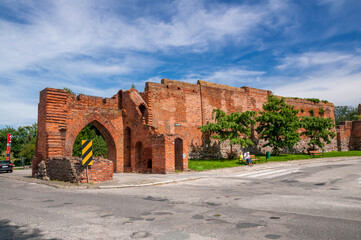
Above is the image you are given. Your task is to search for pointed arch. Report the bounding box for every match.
[65,116,118,172]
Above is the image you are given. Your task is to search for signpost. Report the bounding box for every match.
[82,140,93,183]
[6,134,11,161]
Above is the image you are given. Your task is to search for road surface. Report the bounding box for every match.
[1,157,361,239]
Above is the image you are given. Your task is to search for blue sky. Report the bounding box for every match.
[0,0,360,128]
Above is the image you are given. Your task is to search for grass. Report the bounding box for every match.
[188,151,361,171]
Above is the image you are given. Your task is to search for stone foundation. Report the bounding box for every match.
[35,157,113,183]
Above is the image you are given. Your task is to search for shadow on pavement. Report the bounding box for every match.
[0,219,59,240]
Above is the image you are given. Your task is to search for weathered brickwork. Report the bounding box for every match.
[145,79,337,157]
[35,157,113,183]
[34,79,359,182]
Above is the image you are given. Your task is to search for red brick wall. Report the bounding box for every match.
[35,79,347,179]
[83,158,113,183]
[121,89,154,173]
[33,88,123,175]
[144,79,336,157]
[336,120,361,151]
[42,157,113,183]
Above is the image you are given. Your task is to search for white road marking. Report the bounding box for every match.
[262,169,299,178]
[248,169,288,178]
[236,169,277,177]
[235,168,299,179]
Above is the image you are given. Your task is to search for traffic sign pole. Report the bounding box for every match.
[82,140,93,183]
[86,166,89,184]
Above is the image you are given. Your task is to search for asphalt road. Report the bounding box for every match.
[1,158,361,240]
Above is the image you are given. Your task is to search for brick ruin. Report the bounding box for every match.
[33,79,361,178]
[336,104,361,151]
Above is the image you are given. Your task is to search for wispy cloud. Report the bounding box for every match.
[273,51,361,105]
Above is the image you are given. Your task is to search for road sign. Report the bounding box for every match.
[82,140,93,166]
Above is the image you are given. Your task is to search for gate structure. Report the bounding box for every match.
[33,87,187,176]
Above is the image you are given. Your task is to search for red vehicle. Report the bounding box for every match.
[0,160,13,173]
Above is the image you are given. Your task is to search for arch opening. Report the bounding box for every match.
[175,138,183,171]
[139,104,147,116]
[70,121,117,172]
[72,123,108,158]
[147,159,152,173]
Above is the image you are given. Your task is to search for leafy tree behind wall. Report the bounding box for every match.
[0,124,37,164]
[334,106,358,125]
[301,116,336,151]
[256,95,300,155]
[199,109,257,157]
[72,123,108,158]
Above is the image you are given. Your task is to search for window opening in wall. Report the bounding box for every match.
[72,123,108,158]
[139,104,147,116]
[147,159,152,169]
[178,87,181,90]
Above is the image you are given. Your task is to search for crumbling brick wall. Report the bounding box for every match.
[335,104,361,151]
[36,157,113,183]
[35,79,353,180]
[33,88,123,176]
[144,79,337,157]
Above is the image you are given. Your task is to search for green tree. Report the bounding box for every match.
[0,150,15,161]
[0,124,37,163]
[334,106,358,125]
[12,124,37,158]
[301,116,336,151]
[256,95,300,155]
[72,123,108,158]
[19,137,36,165]
[199,109,257,156]
[0,126,17,154]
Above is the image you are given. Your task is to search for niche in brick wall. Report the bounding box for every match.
[124,127,131,169]
[175,138,183,171]
[135,141,143,172]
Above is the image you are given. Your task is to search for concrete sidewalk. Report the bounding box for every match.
[1,156,359,189]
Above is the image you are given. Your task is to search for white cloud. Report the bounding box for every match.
[273,51,361,106]
[0,0,288,74]
[277,52,360,70]
[163,68,266,87]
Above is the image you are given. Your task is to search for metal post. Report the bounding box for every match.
[86,166,89,184]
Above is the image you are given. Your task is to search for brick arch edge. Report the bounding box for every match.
[64,114,122,173]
